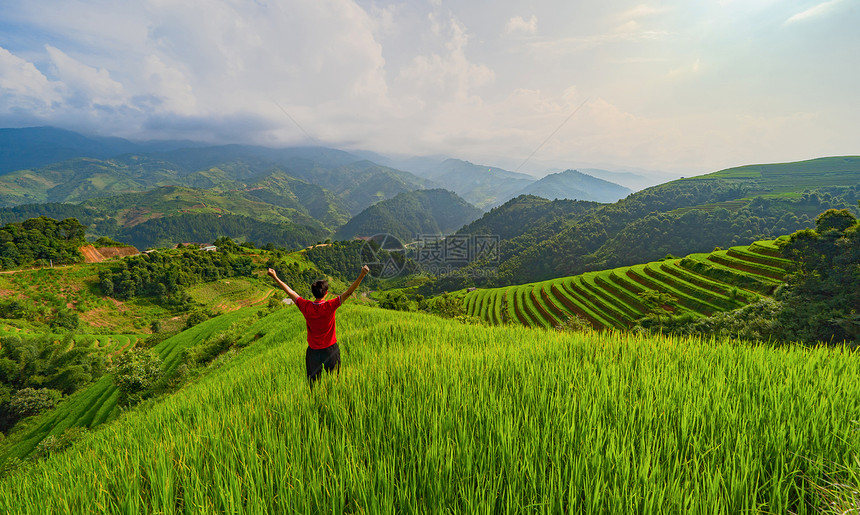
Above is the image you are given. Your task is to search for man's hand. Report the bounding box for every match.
[341,265,370,302]
[268,268,299,302]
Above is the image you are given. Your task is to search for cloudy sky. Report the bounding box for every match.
[0,0,857,176]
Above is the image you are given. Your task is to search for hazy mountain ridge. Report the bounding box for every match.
[0,127,638,224]
[0,126,205,176]
[335,189,483,242]
[512,169,633,203]
[493,157,860,283]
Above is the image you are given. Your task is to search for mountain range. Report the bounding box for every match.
[0,127,637,248]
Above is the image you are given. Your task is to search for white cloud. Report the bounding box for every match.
[618,4,667,20]
[666,57,703,79]
[0,46,64,104]
[785,0,843,24]
[45,45,125,106]
[141,55,196,115]
[614,20,641,34]
[397,14,494,104]
[530,30,668,56]
[504,15,537,35]
[0,0,857,174]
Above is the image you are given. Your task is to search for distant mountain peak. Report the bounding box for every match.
[505,168,632,204]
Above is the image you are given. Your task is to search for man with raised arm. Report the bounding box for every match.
[267,265,370,385]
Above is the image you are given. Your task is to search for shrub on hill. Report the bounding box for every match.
[0,217,87,270]
[665,205,860,345]
[108,349,163,407]
[7,388,62,419]
[98,244,255,303]
[775,207,860,344]
[0,334,104,432]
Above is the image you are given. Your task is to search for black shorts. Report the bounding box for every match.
[306,343,341,385]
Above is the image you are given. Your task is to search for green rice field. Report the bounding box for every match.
[465,240,789,330]
[684,156,860,195]
[1,305,858,513]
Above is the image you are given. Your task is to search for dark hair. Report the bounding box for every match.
[311,279,329,299]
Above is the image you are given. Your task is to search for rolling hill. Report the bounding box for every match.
[510,169,632,203]
[0,185,332,250]
[490,157,860,283]
[335,189,483,242]
[0,126,199,176]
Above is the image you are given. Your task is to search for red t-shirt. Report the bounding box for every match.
[295,296,343,349]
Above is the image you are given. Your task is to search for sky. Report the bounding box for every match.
[0,0,858,177]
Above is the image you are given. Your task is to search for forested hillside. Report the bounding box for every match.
[492,158,860,283]
[0,217,86,269]
[512,169,632,203]
[456,195,602,261]
[335,189,483,241]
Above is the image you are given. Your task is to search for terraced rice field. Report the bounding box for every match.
[465,240,790,330]
[0,327,145,355]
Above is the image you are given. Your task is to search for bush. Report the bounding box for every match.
[7,388,63,418]
[184,309,211,329]
[672,299,784,341]
[556,315,591,333]
[50,309,79,331]
[429,293,464,318]
[109,349,163,406]
[32,427,88,460]
[139,330,176,349]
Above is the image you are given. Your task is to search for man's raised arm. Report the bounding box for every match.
[340,265,370,302]
[267,268,300,303]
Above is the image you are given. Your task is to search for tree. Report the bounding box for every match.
[51,309,79,331]
[815,208,857,233]
[109,349,163,406]
[7,388,62,418]
[638,291,676,333]
[776,202,860,344]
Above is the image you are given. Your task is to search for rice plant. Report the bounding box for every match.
[0,305,858,514]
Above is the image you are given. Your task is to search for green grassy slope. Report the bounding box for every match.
[0,308,258,463]
[690,156,860,195]
[466,239,789,330]
[1,306,858,513]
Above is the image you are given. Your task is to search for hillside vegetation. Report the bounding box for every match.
[0,216,87,269]
[0,140,438,248]
[335,189,483,241]
[1,306,858,513]
[483,158,860,283]
[514,169,632,203]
